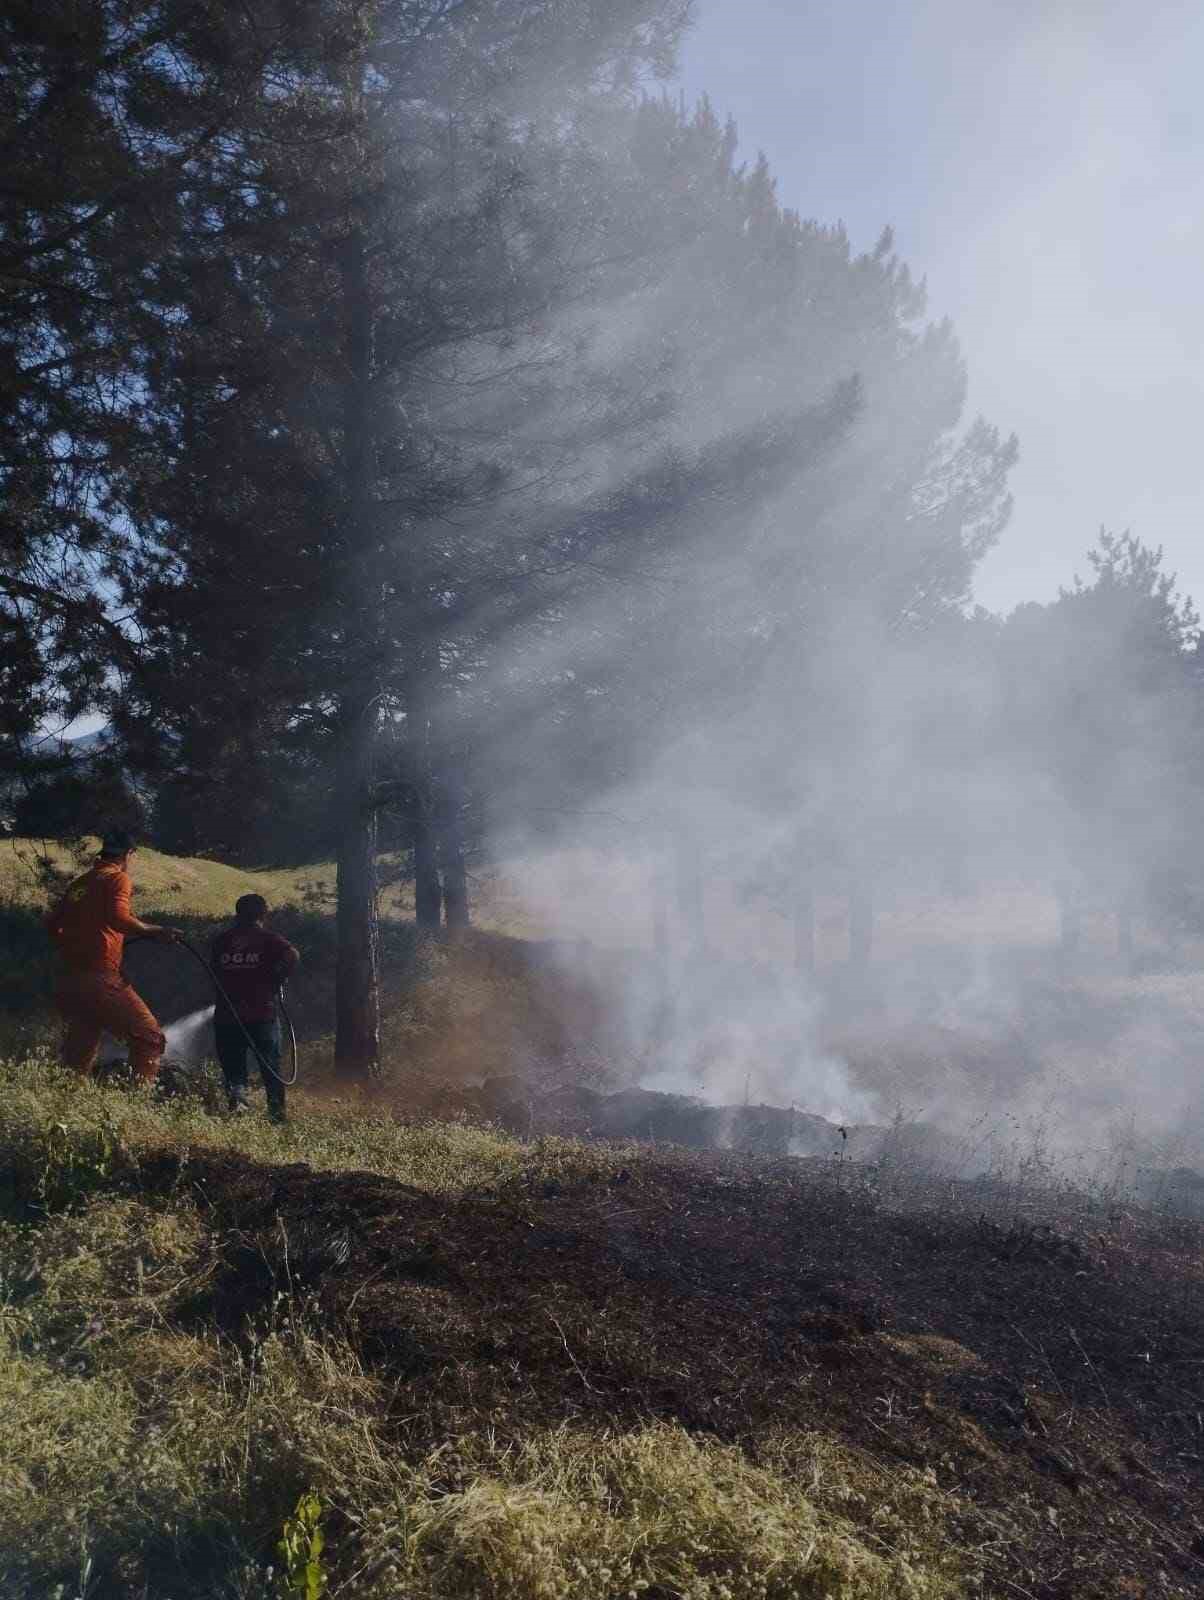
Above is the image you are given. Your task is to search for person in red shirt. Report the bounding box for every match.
[209,894,300,1122]
[44,829,182,1085]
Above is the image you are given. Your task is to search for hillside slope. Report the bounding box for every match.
[0,837,534,931]
[0,1059,1201,1599]
[1,837,345,918]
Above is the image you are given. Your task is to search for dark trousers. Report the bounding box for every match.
[213,1020,285,1116]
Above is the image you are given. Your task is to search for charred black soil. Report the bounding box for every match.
[135,1140,1204,1600]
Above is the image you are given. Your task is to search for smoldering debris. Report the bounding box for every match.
[424,1068,1204,1219]
[443,1073,890,1164]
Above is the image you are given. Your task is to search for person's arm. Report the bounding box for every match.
[107,873,182,943]
[270,933,301,983]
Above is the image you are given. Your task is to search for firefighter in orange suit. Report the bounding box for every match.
[44,828,183,1085]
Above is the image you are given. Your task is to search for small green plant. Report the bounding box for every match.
[277,1492,327,1600]
[36,1116,119,1214]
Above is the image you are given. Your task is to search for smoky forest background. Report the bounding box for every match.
[4,0,1204,1156]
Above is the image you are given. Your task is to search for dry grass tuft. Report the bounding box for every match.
[352,1423,965,1600]
[0,1195,210,1362]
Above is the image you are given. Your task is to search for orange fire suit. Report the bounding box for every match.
[45,862,166,1083]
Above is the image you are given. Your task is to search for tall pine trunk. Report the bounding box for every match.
[333,226,381,1078]
[408,671,443,932]
[414,802,443,930]
[440,766,470,931]
[334,694,381,1077]
[441,836,469,930]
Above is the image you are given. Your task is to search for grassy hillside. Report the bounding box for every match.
[1,1056,1201,1598]
[0,837,542,933]
[1,836,345,919]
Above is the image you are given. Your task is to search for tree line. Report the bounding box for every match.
[4,1,1197,1077]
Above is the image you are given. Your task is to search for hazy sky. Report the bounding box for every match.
[679,0,1204,616]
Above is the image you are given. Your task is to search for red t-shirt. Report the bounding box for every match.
[209,925,300,1023]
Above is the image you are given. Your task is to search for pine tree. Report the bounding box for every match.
[107,0,697,1076]
[1001,530,1202,943]
[0,2,282,760]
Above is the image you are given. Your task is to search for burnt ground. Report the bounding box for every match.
[135,1141,1204,1600]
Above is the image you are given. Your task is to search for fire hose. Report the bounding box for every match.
[128,934,299,1087]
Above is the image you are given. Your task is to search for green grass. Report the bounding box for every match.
[0,836,532,932]
[0,836,344,919]
[0,1056,972,1600]
[0,1056,630,1217]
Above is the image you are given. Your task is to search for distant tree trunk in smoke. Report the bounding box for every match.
[442,843,469,930]
[333,230,381,1080]
[414,805,443,931]
[849,876,873,972]
[407,670,444,932]
[334,696,381,1078]
[440,772,470,932]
